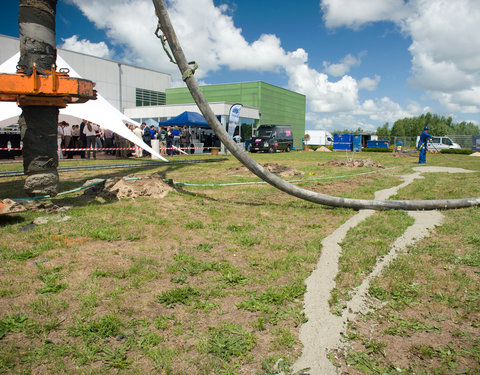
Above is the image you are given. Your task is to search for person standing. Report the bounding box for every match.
[103,128,114,155]
[79,119,87,159]
[418,126,432,164]
[141,122,151,157]
[71,124,80,158]
[62,121,72,159]
[180,125,191,153]
[83,121,97,159]
[133,125,143,158]
[172,126,181,154]
[166,126,173,156]
[158,126,167,154]
[57,122,64,160]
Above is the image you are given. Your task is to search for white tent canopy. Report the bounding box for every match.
[0,52,167,161]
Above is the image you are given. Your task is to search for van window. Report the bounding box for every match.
[257,128,273,137]
[431,137,441,143]
[443,138,453,145]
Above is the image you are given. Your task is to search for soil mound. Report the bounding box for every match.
[315,146,332,152]
[229,163,304,177]
[84,174,173,199]
[470,152,480,157]
[321,158,384,168]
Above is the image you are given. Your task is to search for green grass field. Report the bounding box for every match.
[0,151,479,374]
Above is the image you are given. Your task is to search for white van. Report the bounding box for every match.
[416,136,461,151]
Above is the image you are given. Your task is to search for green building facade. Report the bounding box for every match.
[166,82,306,150]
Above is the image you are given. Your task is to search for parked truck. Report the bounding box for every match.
[304,130,334,146]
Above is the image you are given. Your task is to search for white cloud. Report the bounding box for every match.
[69,0,370,116]
[60,35,112,59]
[288,65,359,113]
[321,0,410,29]
[323,52,365,76]
[358,75,381,91]
[322,0,480,114]
[68,0,425,130]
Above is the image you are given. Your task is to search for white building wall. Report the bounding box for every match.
[0,34,171,112]
[124,102,260,122]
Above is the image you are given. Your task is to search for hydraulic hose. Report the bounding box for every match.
[151,0,480,210]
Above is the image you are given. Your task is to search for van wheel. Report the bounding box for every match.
[250,149,256,153]
[285,145,291,152]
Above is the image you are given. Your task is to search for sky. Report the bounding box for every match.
[2,0,480,132]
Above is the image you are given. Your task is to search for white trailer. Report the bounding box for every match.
[305,130,334,146]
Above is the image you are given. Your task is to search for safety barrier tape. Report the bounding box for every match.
[0,146,216,151]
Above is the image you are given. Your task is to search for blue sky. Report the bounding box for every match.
[2,0,480,132]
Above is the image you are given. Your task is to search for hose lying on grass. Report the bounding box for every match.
[152,0,480,211]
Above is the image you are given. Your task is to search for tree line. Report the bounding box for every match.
[376,113,480,137]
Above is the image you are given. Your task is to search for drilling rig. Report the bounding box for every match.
[0,0,96,196]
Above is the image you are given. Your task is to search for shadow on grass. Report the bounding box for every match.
[0,162,190,200]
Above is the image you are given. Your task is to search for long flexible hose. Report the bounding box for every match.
[151,0,480,210]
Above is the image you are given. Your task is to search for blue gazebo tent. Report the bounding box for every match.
[158,111,209,128]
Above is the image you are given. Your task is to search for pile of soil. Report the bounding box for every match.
[228,163,304,177]
[321,158,384,168]
[315,146,332,152]
[84,174,173,200]
[470,152,480,157]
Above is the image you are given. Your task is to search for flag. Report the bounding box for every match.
[227,103,242,138]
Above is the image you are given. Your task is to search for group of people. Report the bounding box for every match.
[57,120,125,160]
[57,119,220,160]
[57,120,105,160]
[137,123,196,156]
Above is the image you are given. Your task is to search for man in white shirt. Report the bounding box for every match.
[83,121,98,159]
[62,121,73,159]
[57,122,64,159]
[132,125,143,158]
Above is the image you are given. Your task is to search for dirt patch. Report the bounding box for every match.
[228,162,305,177]
[315,146,332,152]
[470,152,480,157]
[83,174,173,199]
[321,159,384,168]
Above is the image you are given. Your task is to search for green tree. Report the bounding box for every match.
[380,112,480,137]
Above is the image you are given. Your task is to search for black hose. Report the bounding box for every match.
[152,0,480,210]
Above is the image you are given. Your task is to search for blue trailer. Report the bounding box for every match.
[367,140,389,149]
[333,134,353,151]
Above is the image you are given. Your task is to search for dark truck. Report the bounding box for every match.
[249,125,293,153]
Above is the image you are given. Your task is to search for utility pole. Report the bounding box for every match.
[18,0,59,196]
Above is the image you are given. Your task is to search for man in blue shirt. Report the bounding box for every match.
[418,126,432,164]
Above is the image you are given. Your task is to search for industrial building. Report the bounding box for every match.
[164,82,306,149]
[1,34,306,149]
[0,34,171,112]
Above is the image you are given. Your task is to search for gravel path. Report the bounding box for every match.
[292,166,476,375]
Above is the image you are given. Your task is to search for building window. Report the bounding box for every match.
[135,88,166,107]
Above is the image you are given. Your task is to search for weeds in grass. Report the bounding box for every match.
[1,154,479,374]
[205,322,256,362]
[101,345,132,369]
[69,313,123,341]
[0,313,30,339]
[156,286,201,307]
[37,266,68,294]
